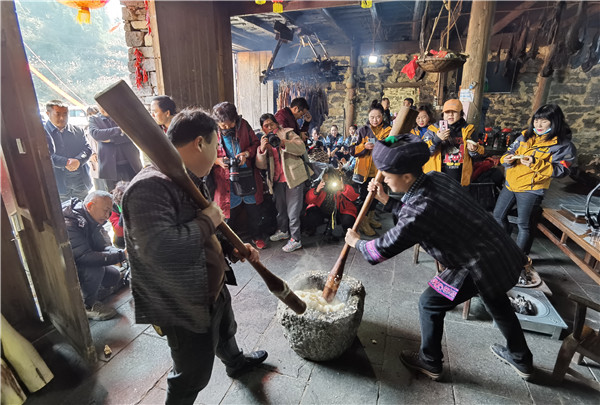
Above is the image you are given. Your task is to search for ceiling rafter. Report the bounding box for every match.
[321,8,352,42]
[237,16,277,39]
[491,2,536,35]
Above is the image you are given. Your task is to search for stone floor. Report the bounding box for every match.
[26,177,599,404]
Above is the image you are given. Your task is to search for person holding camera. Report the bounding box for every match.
[211,102,266,250]
[304,166,359,242]
[256,113,312,253]
[352,100,392,236]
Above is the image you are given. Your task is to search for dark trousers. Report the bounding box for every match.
[105,163,138,192]
[163,287,244,405]
[303,206,355,234]
[59,172,90,203]
[77,265,121,308]
[419,275,532,368]
[228,202,262,241]
[492,186,543,254]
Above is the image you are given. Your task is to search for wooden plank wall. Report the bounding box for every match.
[153,1,234,110]
[235,51,274,131]
[1,1,96,364]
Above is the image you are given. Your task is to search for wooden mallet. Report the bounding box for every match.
[95,80,307,315]
[322,106,419,303]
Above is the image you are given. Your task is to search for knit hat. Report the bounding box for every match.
[442,99,463,113]
[373,134,430,174]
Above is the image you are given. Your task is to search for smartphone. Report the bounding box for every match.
[439,120,448,131]
[368,137,376,144]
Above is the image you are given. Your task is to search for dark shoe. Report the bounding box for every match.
[226,350,268,378]
[399,350,443,381]
[490,344,533,380]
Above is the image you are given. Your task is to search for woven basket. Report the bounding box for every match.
[417,55,468,73]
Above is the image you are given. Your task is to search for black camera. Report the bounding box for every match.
[266,132,281,148]
[223,157,240,182]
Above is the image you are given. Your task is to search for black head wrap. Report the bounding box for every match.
[372,134,430,174]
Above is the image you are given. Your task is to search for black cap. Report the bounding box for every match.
[373,134,430,174]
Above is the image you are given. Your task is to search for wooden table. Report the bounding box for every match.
[537,209,600,285]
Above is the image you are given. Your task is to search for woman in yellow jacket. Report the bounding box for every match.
[493,104,576,255]
[410,105,438,173]
[352,100,391,235]
[428,99,484,186]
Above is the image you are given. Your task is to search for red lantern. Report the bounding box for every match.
[57,0,109,24]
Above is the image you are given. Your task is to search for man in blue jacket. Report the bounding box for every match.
[63,190,124,320]
[44,100,92,202]
[345,134,533,382]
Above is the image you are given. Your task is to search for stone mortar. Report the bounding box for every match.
[277,271,366,361]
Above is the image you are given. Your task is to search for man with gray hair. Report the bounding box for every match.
[63,190,125,320]
[44,100,92,202]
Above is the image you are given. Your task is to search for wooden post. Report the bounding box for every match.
[531,75,552,114]
[344,44,359,132]
[461,0,497,127]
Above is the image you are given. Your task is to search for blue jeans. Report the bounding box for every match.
[492,186,543,254]
[419,275,532,368]
[163,287,244,405]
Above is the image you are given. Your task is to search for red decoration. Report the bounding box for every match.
[144,0,152,34]
[134,48,148,89]
[401,55,419,79]
[57,0,109,24]
[428,49,448,58]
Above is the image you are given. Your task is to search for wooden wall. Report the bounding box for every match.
[235,51,275,130]
[153,1,234,110]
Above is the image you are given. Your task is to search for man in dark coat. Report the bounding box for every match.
[274,97,311,141]
[122,108,267,404]
[63,190,124,320]
[44,100,92,202]
[88,106,142,191]
[345,134,534,382]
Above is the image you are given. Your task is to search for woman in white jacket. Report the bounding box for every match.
[256,113,312,252]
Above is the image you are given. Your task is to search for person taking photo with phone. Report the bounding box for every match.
[429,99,484,187]
[351,100,392,236]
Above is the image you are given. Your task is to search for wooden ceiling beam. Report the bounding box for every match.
[411,0,425,41]
[321,8,352,42]
[237,16,277,39]
[491,1,536,35]
[226,1,358,17]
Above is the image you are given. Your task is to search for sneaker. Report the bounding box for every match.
[226,350,268,378]
[269,230,290,242]
[252,239,266,250]
[490,344,533,380]
[85,302,117,321]
[282,238,302,252]
[399,350,443,381]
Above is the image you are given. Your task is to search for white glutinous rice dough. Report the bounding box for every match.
[295,289,345,313]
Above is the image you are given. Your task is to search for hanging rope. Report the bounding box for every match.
[424,0,463,53]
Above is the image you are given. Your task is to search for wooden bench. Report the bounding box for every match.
[536,208,600,285]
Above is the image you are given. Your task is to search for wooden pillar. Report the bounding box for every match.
[461,0,496,127]
[531,75,552,114]
[152,1,234,109]
[344,44,359,132]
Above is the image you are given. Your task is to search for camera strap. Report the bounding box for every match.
[220,132,241,163]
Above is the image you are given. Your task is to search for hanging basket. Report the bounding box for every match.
[417,54,468,73]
